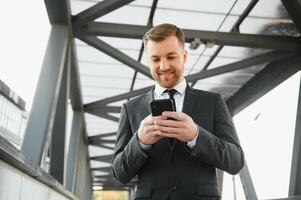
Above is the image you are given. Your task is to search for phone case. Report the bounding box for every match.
[149,99,175,116]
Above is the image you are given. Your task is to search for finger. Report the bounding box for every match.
[145,125,157,132]
[158,131,178,138]
[155,125,179,134]
[151,130,163,136]
[162,111,181,120]
[154,119,179,127]
[143,115,160,125]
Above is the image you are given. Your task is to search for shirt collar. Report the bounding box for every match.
[154,78,187,97]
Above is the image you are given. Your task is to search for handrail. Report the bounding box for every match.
[0,135,79,200]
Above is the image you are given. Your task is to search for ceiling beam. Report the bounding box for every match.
[186,50,294,82]
[84,86,152,111]
[191,0,259,87]
[90,154,113,163]
[89,138,116,145]
[76,36,152,79]
[78,22,301,50]
[84,50,294,111]
[88,132,117,139]
[227,53,301,116]
[281,0,301,33]
[72,0,135,28]
[86,105,121,113]
[44,0,71,24]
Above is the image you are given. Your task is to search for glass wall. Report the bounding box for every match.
[0,93,27,148]
[222,71,301,199]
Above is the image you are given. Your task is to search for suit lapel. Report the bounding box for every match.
[142,87,154,115]
[182,85,198,117]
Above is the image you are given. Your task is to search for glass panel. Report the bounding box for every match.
[154,9,225,31]
[85,113,118,136]
[96,5,150,25]
[233,71,301,199]
[89,146,112,157]
[157,0,237,14]
[222,173,246,200]
[240,0,299,36]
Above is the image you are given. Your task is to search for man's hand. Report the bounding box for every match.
[137,115,164,145]
[154,111,198,142]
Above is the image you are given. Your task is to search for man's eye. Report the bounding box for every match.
[151,58,160,62]
[167,56,176,60]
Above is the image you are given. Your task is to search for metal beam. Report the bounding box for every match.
[88,132,117,139]
[78,22,301,50]
[66,111,83,192]
[191,0,259,87]
[84,51,293,110]
[84,86,152,111]
[85,105,121,113]
[227,53,301,116]
[21,25,69,165]
[90,154,113,163]
[49,44,70,184]
[129,0,158,93]
[239,161,258,200]
[91,166,112,172]
[89,138,116,145]
[72,0,135,28]
[281,0,301,33]
[76,36,152,79]
[186,50,293,82]
[44,0,71,24]
[289,74,301,196]
[70,40,84,111]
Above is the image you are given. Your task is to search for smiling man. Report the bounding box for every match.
[112,23,244,200]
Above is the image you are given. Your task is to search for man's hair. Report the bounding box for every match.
[143,23,185,49]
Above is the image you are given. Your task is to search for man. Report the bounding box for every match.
[112,23,244,200]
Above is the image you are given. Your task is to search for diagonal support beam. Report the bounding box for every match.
[186,50,294,82]
[84,50,294,111]
[88,132,117,139]
[86,105,121,113]
[73,0,135,28]
[227,53,301,116]
[90,113,119,122]
[281,0,301,33]
[21,25,69,165]
[76,36,152,79]
[289,74,301,196]
[84,86,152,111]
[91,154,113,163]
[70,40,84,111]
[78,22,301,50]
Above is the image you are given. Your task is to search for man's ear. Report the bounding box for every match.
[183,49,187,64]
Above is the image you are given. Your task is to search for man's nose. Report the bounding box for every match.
[159,59,169,70]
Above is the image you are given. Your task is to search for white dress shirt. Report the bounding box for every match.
[152,79,198,148]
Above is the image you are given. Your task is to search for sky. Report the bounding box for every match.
[0,1,300,200]
[0,1,50,111]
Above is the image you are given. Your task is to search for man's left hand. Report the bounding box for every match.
[154,111,198,142]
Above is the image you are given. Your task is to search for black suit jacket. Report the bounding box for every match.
[112,85,244,200]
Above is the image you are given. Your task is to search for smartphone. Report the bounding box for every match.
[150,99,176,116]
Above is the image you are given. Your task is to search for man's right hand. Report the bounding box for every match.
[137,115,164,145]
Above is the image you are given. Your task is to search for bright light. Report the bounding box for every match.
[93,186,103,190]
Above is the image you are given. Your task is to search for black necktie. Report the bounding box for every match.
[164,89,177,111]
[164,89,177,146]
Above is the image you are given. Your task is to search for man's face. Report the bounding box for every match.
[146,35,187,88]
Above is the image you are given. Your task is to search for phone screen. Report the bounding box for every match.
[150,99,175,116]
